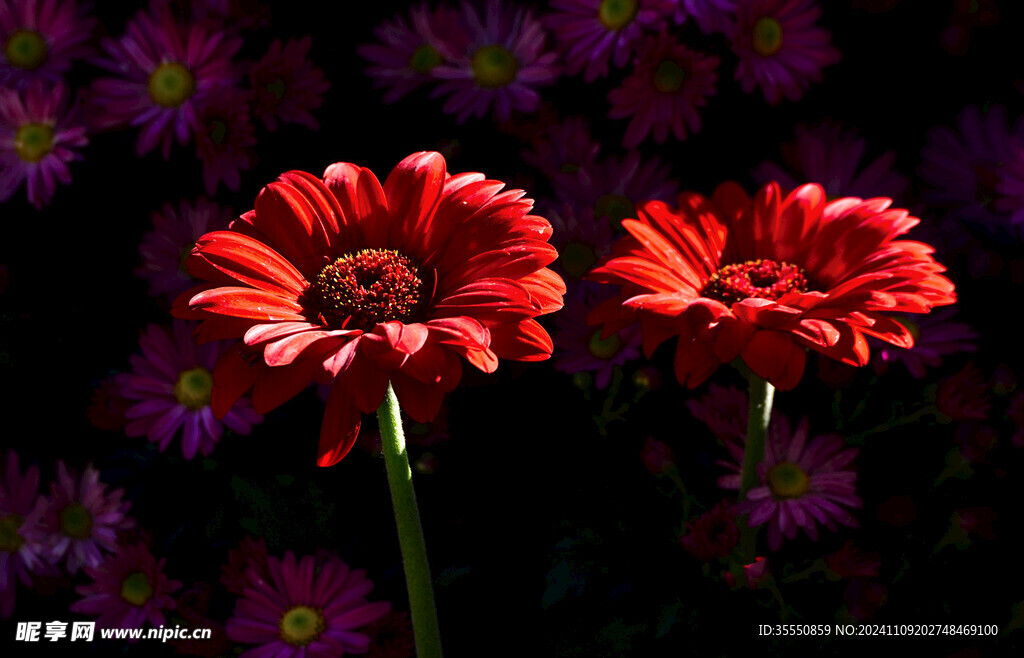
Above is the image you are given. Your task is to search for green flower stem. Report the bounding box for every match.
[737,372,775,561]
[377,383,443,658]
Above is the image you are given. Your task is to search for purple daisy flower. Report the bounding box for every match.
[89,1,242,158]
[730,0,840,105]
[432,0,560,123]
[871,308,978,378]
[193,86,255,194]
[521,115,601,182]
[0,80,86,208]
[250,36,330,131]
[135,197,233,302]
[544,201,615,281]
[0,450,53,618]
[0,0,96,89]
[358,3,464,104]
[226,550,391,657]
[43,461,134,575]
[71,542,182,630]
[753,121,910,202]
[740,416,862,551]
[543,0,674,82]
[671,0,736,33]
[557,150,679,227]
[608,33,719,148]
[554,281,642,388]
[116,319,262,460]
[686,383,748,445]
[994,138,1024,230]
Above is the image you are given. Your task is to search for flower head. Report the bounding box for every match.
[0,80,87,208]
[730,0,840,105]
[43,461,134,574]
[226,551,391,656]
[192,86,256,194]
[71,542,182,630]
[0,0,96,89]
[174,151,564,466]
[587,181,956,390]
[554,281,641,388]
[250,36,330,130]
[0,450,52,617]
[556,150,678,226]
[608,33,719,148]
[680,500,739,561]
[432,0,559,123]
[672,0,736,33]
[117,320,262,460]
[870,308,977,378]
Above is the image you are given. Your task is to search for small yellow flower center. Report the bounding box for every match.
[59,502,93,540]
[148,62,196,108]
[653,60,686,93]
[266,78,286,100]
[752,16,784,56]
[588,330,623,360]
[594,193,635,227]
[4,30,48,70]
[174,367,214,410]
[598,0,639,30]
[560,242,598,279]
[208,119,228,145]
[120,571,154,607]
[15,123,54,163]
[471,45,517,88]
[0,514,25,553]
[279,606,325,647]
[409,43,442,74]
[767,462,810,499]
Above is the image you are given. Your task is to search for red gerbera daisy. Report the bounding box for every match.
[587,182,956,390]
[174,151,564,466]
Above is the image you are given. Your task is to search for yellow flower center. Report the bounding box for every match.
[409,43,442,74]
[0,514,25,553]
[4,30,48,70]
[588,330,623,360]
[15,123,54,163]
[174,367,214,410]
[279,606,325,646]
[598,0,639,30]
[767,462,810,499]
[59,502,93,540]
[653,60,686,93]
[471,45,517,88]
[560,242,598,279]
[594,193,635,227]
[148,62,196,108]
[752,17,784,56]
[120,571,154,607]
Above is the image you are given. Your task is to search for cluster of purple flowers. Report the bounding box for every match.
[0,0,330,208]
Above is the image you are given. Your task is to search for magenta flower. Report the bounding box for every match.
[89,2,242,158]
[543,0,674,82]
[680,500,739,561]
[686,384,748,448]
[226,551,391,657]
[671,0,736,33]
[995,139,1024,230]
[220,535,269,596]
[0,0,96,89]
[730,0,840,105]
[871,308,978,378]
[43,461,134,574]
[135,197,234,302]
[250,36,330,130]
[544,202,615,281]
[71,542,182,630]
[608,33,719,148]
[556,150,679,226]
[193,86,256,194]
[432,0,560,123]
[753,121,909,202]
[116,320,262,460]
[935,362,991,422]
[554,282,641,388]
[824,541,881,579]
[521,115,601,182]
[0,80,86,208]
[358,3,464,104]
[740,416,862,550]
[0,450,52,618]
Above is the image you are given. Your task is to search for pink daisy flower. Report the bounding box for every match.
[543,0,674,82]
[0,80,87,208]
[608,33,719,148]
[740,416,861,550]
[730,0,840,105]
[89,1,242,158]
[250,36,330,131]
[544,201,615,281]
[220,535,269,596]
[0,450,52,618]
[0,0,97,89]
[226,550,391,657]
[192,86,256,194]
[135,197,234,302]
[871,308,978,378]
[753,121,909,202]
[554,281,641,388]
[556,150,679,226]
[671,0,737,33]
[432,0,560,123]
[521,115,601,182]
[680,499,739,561]
[358,3,464,104]
[935,362,991,422]
[116,319,262,460]
[71,542,182,630]
[42,461,134,574]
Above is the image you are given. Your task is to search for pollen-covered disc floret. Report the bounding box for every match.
[700,258,808,306]
[304,249,424,331]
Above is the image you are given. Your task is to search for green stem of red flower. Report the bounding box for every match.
[377,383,443,658]
[736,372,775,561]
